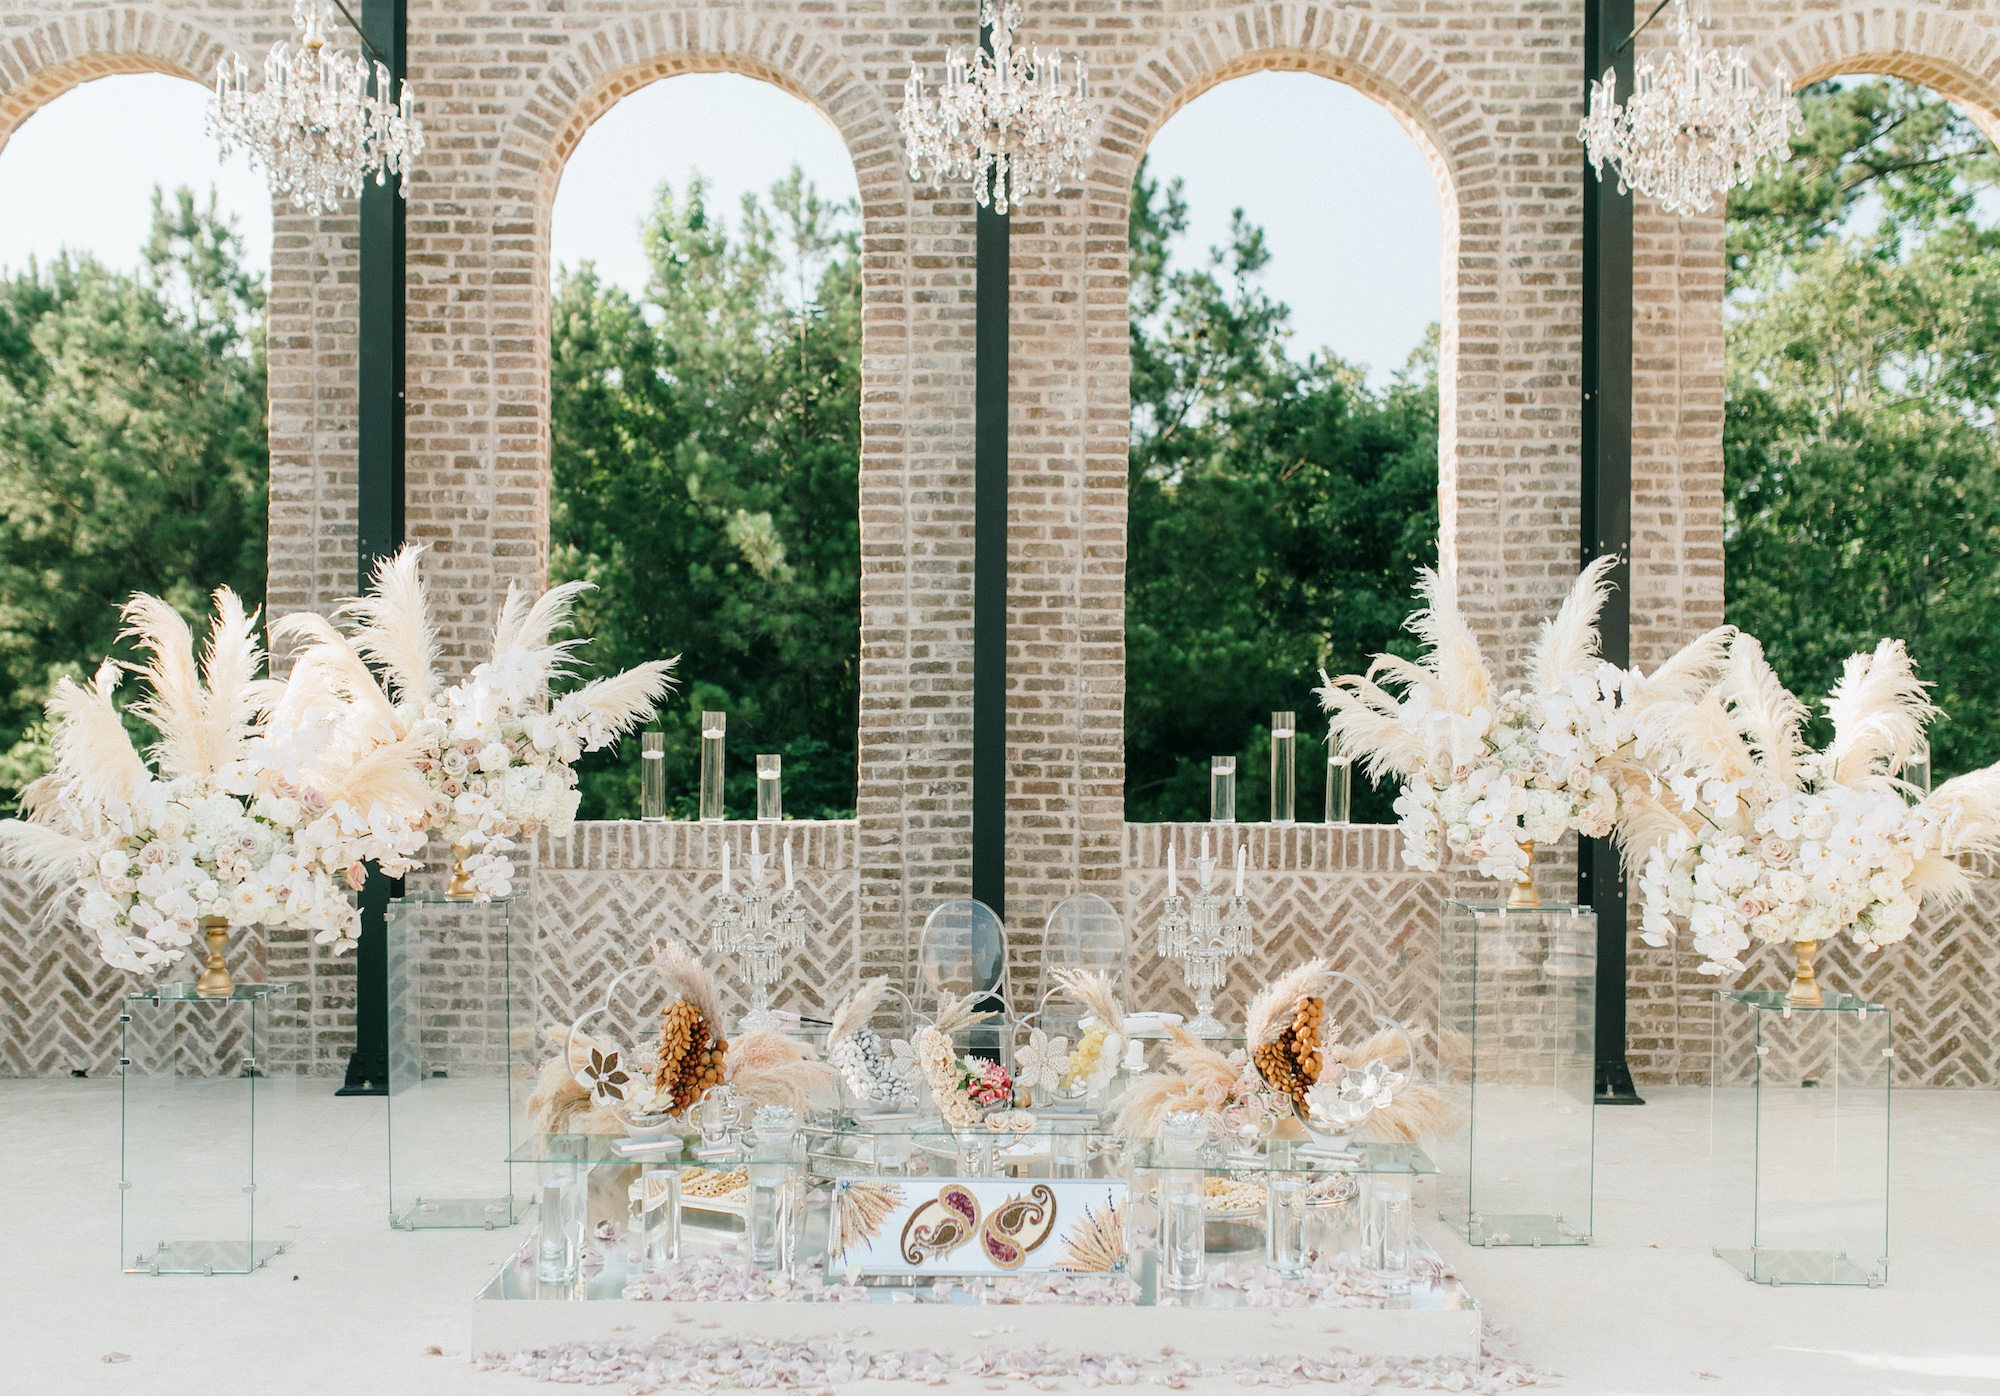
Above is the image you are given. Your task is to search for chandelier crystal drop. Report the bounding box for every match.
[1578,0,1794,218]
[208,0,426,217]
[899,0,1099,214]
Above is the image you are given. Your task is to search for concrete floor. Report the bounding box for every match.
[6,1077,1998,1396]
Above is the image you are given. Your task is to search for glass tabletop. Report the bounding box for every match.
[125,982,296,1003]
[1126,1138,1436,1176]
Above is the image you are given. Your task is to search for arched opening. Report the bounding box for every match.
[546,73,864,822]
[1122,71,1446,827]
[1723,73,2000,782]
[0,72,270,809]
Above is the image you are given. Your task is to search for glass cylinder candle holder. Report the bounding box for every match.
[1904,739,1932,796]
[1363,1176,1413,1294]
[699,712,727,823]
[1270,712,1297,824]
[535,1156,585,1285]
[1210,756,1237,824]
[1326,754,1353,825]
[756,754,783,822]
[627,1159,681,1272]
[640,730,667,822]
[1159,1111,1209,1294]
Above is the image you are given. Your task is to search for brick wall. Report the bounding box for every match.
[2,0,1997,1084]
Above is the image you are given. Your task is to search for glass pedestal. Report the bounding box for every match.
[120,983,294,1275]
[1710,989,1890,1286]
[1438,901,1596,1247]
[385,892,534,1230]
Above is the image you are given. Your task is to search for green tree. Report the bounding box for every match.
[551,168,862,819]
[1725,80,2000,777]
[0,187,268,801]
[1124,158,1440,823]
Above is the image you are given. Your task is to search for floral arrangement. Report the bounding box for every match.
[1626,634,2000,976]
[913,990,1002,1128]
[0,588,431,973]
[1050,967,1125,1098]
[274,548,676,900]
[1318,558,1638,886]
[826,980,919,1111]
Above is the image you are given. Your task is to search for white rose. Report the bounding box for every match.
[478,742,512,773]
[1771,871,1808,904]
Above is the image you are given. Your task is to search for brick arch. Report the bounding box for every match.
[1765,13,2000,147]
[1090,11,1486,588]
[0,13,231,152]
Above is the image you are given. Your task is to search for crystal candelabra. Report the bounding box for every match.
[1578,0,1793,217]
[208,0,426,217]
[705,825,810,1033]
[898,0,1100,213]
[1157,832,1254,1038]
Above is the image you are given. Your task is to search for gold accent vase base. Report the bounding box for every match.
[1786,939,1823,1008]
[195,918,235,998]
[445,842,477,901]
[1507,839,1542,909]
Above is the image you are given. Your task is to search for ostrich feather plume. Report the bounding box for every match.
[653,937,724,1031]
[1532,553,1620,693]
[1244,958,1330,1049]
[339,545,441,718]
[1826,639,1938,792]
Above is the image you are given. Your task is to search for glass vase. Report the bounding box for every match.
[1270,712,1296,824]
[1159,1111,1208,1294]
[756,754,783,821]
[535,1155,585,1285]
[1325,754,1352,824]
[1209,756,1236,824]
[699,711,727,823]
[1363,1176,1412,1294]
[640,730,667,822]
[627,1160,681,1272]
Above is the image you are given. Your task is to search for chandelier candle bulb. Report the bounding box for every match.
[1235,844,1246,897]
[1167,842,1177,898]
[640,732,667,822]
[699,713,727,822]
[783,837,794,892]
[756,755,782,822]
[1271,712,1297,824]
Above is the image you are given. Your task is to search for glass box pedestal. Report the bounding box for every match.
[386,892,535,1230]
[1438,901,1596,1247]
[120,983,294,1275]
[1711,988,1890,1286]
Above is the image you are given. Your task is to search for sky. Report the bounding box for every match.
[0,69,1444,381]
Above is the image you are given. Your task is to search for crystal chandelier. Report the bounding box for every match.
[208,0,426,217]
[1578,0,1794,218]
[899,0,1098,214]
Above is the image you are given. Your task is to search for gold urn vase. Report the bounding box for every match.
[194,916,238,998]
[1785,939,1823,1008]
[1508,839,1542,909]
[445,840,477,901]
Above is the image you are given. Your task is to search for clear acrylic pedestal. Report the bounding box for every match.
[1438,900,1596,1247]
[121,983,294,1275]
[1711,988,1891,1286]
[386,892,535,1230]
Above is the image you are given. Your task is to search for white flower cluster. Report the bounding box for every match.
[1639,765,1936,975]
[59,776,424,975]
[1392,665,1633,882]
[412,646,633,898]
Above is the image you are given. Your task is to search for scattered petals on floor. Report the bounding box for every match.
[479,1326,1558,1391]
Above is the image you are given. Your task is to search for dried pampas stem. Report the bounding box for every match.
[653,938,724,1031]
[1244,959,1330,1050]
[1050,967,1123,1032]
[829,979,894,1044]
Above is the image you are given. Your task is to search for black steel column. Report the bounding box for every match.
[970,20,1009,919]
[339,0,408,1097]
[1580,0,1642,1105]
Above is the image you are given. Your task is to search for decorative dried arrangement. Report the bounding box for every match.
[1048,967,1125,1097]
[653,939,730,1111]
[914,990,1003,1129]
[1245,959,1333,1112]
[827,979,919,1110]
